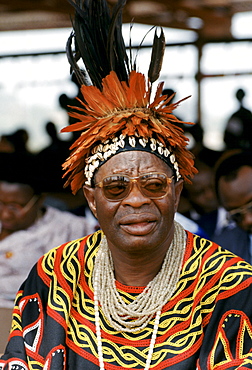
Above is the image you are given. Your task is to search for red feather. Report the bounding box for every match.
[61,71,197,194]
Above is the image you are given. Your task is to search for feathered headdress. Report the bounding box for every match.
[62,0,197,194]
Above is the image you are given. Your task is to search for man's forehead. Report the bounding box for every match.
[96,150,173,176]
[219,166,252,208]
[0,180,32,194]
[237,165,252,178]
[222,165,252,185]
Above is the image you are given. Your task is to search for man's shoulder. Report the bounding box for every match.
[45,206,86,223]
[213,225,249,256]
[42,206,93,236]
[215,224,247,238]
[185,232,252,282]
[41,230,101,263]
[187,231,250,264]
[36,231,102,283]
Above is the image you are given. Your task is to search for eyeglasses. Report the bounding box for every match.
[95,172,174,201]
[227,200,252,223]
[0,195,39,216]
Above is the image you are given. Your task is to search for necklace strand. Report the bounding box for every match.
[93,221,186,370]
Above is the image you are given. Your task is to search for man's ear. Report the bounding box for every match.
[174,179,184,212]
[83,185,98,219]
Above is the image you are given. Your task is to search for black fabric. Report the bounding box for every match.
[1,231,252,369]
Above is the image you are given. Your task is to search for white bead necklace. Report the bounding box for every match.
[93,221,186,370]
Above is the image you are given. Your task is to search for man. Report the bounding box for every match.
[213,150,252,263]
[0,152,94,308]
[1,1,252,369]
[179,159,219,238]
[224,88,252,151]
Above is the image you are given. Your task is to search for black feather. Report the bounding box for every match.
[148,27,165,84]
[107,0,129,80]
[66,31,90,86]
[66,0,166,90]
[133,25,155,71]
[67,0,129,90]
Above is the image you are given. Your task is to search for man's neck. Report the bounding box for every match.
[110,245,171,287]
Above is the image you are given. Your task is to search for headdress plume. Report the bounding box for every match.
[62,0,197,194]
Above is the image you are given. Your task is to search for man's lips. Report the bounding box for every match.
[1,221,14,230]
[119,214,157,236]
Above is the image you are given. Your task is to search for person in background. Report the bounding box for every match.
[1,1,252,369]
[0,128,30,155]
[224,88,252,150]
[36,121,94,214]
[213,149,252,264]
[0,152,94,308]
[36,121,70,194]
[178,158,220,238]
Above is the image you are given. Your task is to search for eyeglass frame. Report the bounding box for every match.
[227,199,252,223]
[0,194,39,216]
[94,172,174,201]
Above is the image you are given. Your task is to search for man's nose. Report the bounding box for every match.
[122,181,151,207]
[0,207,13,219]
[241,211,252,230]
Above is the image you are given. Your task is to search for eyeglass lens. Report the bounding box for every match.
[0,201,24,214]
[99,173,172,201]
[0,195,38,215]
[229,201,252,223]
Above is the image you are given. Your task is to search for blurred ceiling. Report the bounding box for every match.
[1,0,252,42]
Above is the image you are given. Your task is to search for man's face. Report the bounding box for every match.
[218,166,252,233]
[84,151,183,255]
[0,181,41,235]
[184,166,218,215]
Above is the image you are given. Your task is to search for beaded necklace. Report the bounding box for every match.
[93,221,186,370]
